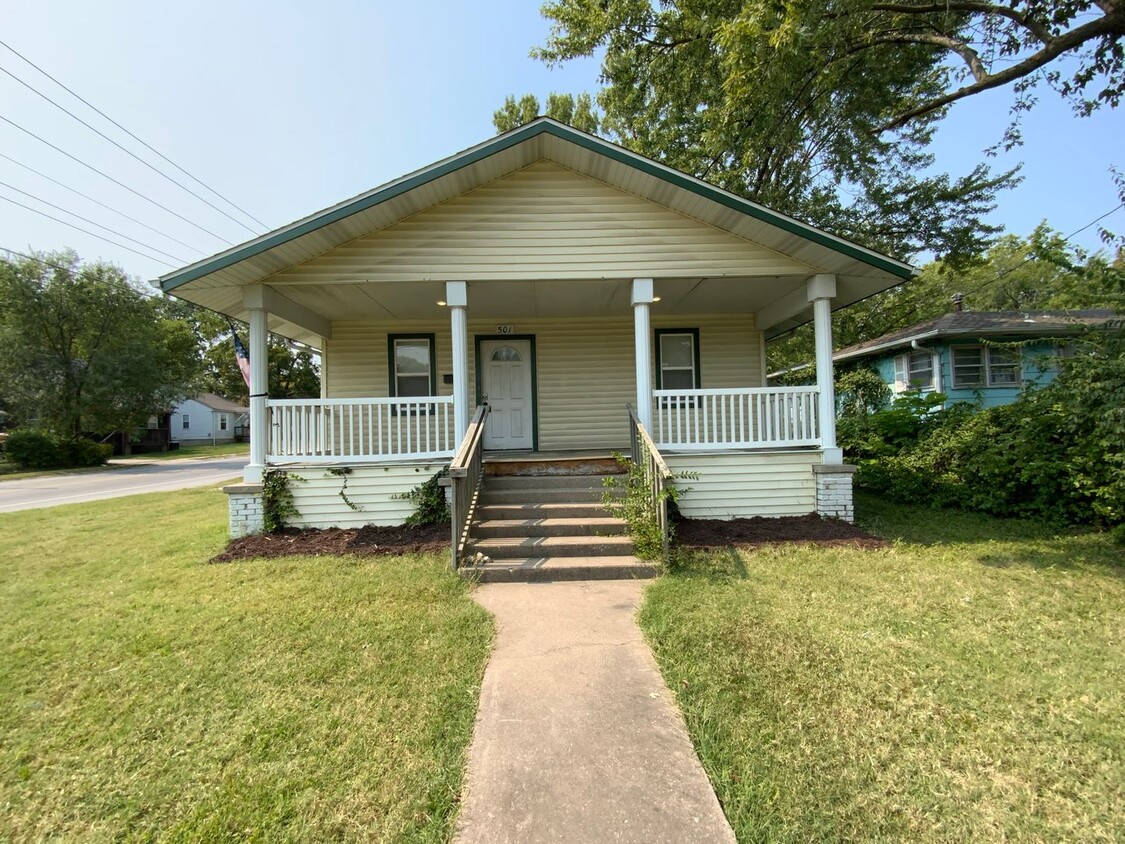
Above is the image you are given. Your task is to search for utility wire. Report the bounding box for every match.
[0,63,260,237]
[0,38,268,230]
[0,151,203,254]
[0,245,74,273]
[0,194,175,267]
[0,113,232,245]
[0,180,188,263]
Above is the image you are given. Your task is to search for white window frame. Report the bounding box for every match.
[893,350,936,392]
[951,345,1021,388]
[182,413,190,430]
[218,414,228,431]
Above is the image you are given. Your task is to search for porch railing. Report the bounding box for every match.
[628,404,674,560]
[651,387,820,450]
[446,404,489,570]
[267,396,456,463]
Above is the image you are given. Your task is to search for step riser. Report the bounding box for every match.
[476,505,610,520]
[485,475,618,491]
[461,563,658,583]
[473,521,627,539]
[484,459,625,478]
[469,540,635,559]
[479,490,607,505]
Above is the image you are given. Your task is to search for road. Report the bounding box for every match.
[0,457,248,514]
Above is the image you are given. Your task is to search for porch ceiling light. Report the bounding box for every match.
[436,299,447,306]
[652,295,662,302]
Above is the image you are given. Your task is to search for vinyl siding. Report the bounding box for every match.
[664,450,820,518]
[323,314,763,450]
[266,161,811,286]
[285,463,448,528]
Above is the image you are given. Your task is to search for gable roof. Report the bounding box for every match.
[189,393,249,413]
[835,309,1120,362]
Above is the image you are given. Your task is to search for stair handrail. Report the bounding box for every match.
[626,404,674,560]
[446,404,489,570]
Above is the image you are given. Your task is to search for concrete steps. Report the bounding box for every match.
[460,463,654,583]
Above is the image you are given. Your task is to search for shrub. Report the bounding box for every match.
[3,430,110,469]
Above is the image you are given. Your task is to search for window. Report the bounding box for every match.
[219,414,228,431]
[388,334,436,399]
[182,414,190,430]
[893,350,936,391]
[952,346,1021,387]
[655,329,701,390]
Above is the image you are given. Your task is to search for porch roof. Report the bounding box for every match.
[157,118,916,347]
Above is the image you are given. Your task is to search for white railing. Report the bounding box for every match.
[652,387,820,450]
[267,397,456,462]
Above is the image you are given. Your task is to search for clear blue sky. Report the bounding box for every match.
[1,1,1121,284]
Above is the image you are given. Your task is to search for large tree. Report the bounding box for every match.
[0,252,202,437]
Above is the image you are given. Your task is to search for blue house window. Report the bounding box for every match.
[893,351,935,391]
[952,346,1020,387]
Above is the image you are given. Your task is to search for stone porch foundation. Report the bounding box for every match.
[223,483,264,537]
[813,463,857,522]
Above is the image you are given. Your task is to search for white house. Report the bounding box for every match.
[172,393,249,446]
[157,119,916,562]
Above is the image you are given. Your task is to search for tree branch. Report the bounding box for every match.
[866,2,1054,44]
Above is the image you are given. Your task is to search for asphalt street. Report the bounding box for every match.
[0,456,248,513]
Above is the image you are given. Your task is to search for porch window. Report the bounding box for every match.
[388,334,437,399]
[952,346,1021,388]
[655,329,701,390]
[893,350,935,391]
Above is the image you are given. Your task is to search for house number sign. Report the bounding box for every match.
[496,325,514,334]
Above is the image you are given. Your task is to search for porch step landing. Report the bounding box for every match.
[461,464,653,583]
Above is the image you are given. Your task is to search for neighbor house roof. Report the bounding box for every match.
[156,118,915,344]
[834,309,1120,363]
[191,393,249,413]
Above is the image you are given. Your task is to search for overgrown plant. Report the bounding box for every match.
[261,469,299,533]
[326,467,362,511]
[602,454,690,561]
[393,469,450,527]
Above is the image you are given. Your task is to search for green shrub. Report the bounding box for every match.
[3,430,110,469]
[395,470,450,527]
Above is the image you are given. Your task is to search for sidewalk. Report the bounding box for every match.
[455,580,736,844]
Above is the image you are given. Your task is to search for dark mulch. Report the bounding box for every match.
[211,522,450,563]
[675,513,887,550]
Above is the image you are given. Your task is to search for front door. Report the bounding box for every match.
[480,338,534,450]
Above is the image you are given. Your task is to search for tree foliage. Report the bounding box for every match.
[0,252,201,438]
[494,92,600,133]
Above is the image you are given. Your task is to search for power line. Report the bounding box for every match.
[0,245,74,273]
[0,180,188,263]
[0,37,268,231]
[0,62,260,237]
[0,193,175,267]
[0,151,203,254]
[0,113,233,245]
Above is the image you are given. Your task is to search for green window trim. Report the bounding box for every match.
[387,333,438,411]
[654,328,702,390]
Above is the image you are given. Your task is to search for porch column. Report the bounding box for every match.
[446,281,469,438]
[808,273,842,464]
[632,278,655,429]
[245,305,269,482]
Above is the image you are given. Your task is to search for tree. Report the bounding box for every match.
[494,92,601,133]
[500,0,1030,266]
[0,252,202,438]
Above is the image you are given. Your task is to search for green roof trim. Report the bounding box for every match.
[159,119,914,293]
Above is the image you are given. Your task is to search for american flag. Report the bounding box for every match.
[229,321,251,389]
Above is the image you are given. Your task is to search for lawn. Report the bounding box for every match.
[643,494,1124,843]
[136,442,251,461]
[0,486,493,842]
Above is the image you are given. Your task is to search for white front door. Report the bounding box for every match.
[480,338,534,450]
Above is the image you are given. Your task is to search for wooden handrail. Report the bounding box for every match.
[626,404,673,560]
[447,405,489,570]
[449,405,488,477]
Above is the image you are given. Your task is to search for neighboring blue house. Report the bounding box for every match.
[833,309,1118,408]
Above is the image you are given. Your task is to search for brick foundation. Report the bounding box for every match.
[812,463,857,523]
[223,482,264,538]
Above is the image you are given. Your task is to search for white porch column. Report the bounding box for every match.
[446,281,469,439]
[808,273,842,464]
[245,306,269,482]
[632,278,655,429]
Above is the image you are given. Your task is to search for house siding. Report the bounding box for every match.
[265,161,812,286]
[324,314,763,451]
[664,450,819,518]
[172,399,218,443]
[285,462,448,529]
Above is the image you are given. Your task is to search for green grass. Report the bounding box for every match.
[0,487,493,841]
[642,494,1124,843]
[135,442,251,461]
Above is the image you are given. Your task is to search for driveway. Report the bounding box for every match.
[0,457,248,513]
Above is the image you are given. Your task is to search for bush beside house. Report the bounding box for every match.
[3,429,112,470]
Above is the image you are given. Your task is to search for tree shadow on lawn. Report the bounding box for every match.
[856,492,1124,574]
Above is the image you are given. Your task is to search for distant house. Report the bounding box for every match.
[834,309,1118,408]
[172,393,249,445]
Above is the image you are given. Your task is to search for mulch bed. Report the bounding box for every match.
[211,522,450,563]
[675,513,888,550]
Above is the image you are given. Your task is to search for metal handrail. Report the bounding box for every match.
[446,404,489,570]
[627,404,674,560]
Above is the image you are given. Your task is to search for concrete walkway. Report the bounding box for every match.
[456,581,736,844]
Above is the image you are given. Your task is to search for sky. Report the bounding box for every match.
[1,0,1122,286]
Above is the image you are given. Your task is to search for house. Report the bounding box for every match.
[834,308,1118,408]
[156,118,917,552]
[172,393,249,446]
